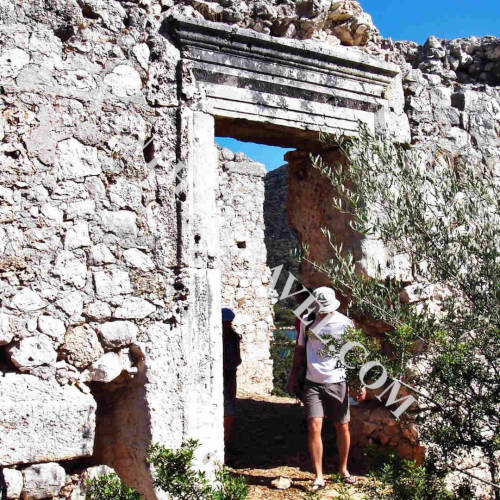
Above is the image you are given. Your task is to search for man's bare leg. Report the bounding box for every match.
[307,418,324,481]
[334,422,350,475]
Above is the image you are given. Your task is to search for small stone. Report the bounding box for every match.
[220,147,234,161]
[64,221,91,250]
[109,179,143,211]
[37,315,66,344]
[40,203,63,223]
[122,248,154,270]
[22,463,66,500]
[104,65,142,97]
[57,291,83,317]
[55,138,100,180]
[84,301,112,321]
[97,321,138,348]
[55,360,80,386]
[93,269,132,299]
[81,352,123,383]
[8,335,57,372]
[85,177,106,199]
[114,297,155,319]
[53,251,87,289]
[4,468,23,499]
[89,244,116,265]
[101,210,138,239]
[60,325,104,369]
[0,48,30,78]
[11,288,45,312]
[0,313,18,345]
[133,43,150,70]
[65,200,96,220]
[271,477,291,490]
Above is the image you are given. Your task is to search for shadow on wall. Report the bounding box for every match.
[88,352,154,499]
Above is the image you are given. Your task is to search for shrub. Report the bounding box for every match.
[86,473,140,500]
[360,446,457,500]
[86,441,248,500]
[213,467,249,500]
[147,440,248,500]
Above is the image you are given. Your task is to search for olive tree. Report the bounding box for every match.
[305,123,499,498]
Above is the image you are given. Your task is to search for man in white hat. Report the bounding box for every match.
[288,286,366,490]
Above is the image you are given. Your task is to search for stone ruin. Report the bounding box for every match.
[0,0,498,499]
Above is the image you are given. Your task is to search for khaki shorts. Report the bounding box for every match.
[303,379,350,423]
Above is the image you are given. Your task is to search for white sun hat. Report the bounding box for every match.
[313,287,341,313]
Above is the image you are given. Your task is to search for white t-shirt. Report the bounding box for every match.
[297,312,354,384]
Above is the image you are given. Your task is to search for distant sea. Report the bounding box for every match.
[274,328,296,340]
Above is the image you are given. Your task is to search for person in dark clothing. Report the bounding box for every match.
[222,308,241,446]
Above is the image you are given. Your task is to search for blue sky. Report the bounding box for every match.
[216,1,499,171]
[362,0,499,44]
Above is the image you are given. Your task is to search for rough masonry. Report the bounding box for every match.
[0,0,497,499]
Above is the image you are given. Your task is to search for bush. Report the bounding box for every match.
[270,328,296,396]
[213,468,249,500]
[147,439,248,500]
[86,441,248,500]
[86,473,140,500]
[361,446,457,500]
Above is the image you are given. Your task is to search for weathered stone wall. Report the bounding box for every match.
[0,2,223,498]
[173,0,379,47]
[1,0,497,497]
[217,147,274,395]
[394,36,500,170]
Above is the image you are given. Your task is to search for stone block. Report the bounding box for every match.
[55,138,100,180]
[10,289,45,312]
[100,211,138,240]
[93,269,132,299]
[53,251,87,289]
[4,468,23,499]
[60,325,104,369]
[103,65,142,98]
[81,352,123,383]
[122,248,154,270]
[0,374,96,465]
[56,291,83,318]
[64,222,91,250]
[21,463,66,500]
[0,48,30,79]
[88,244,116,265]
[97,321,138,348]
[0,313,18,345]
[37,315,66,344]
[8,335,57,372]
[83,301,112,321]
[114,297,156,319]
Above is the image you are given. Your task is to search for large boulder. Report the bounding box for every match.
[0,374,96,466]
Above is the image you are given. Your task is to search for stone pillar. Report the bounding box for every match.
[174,108,224,472]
